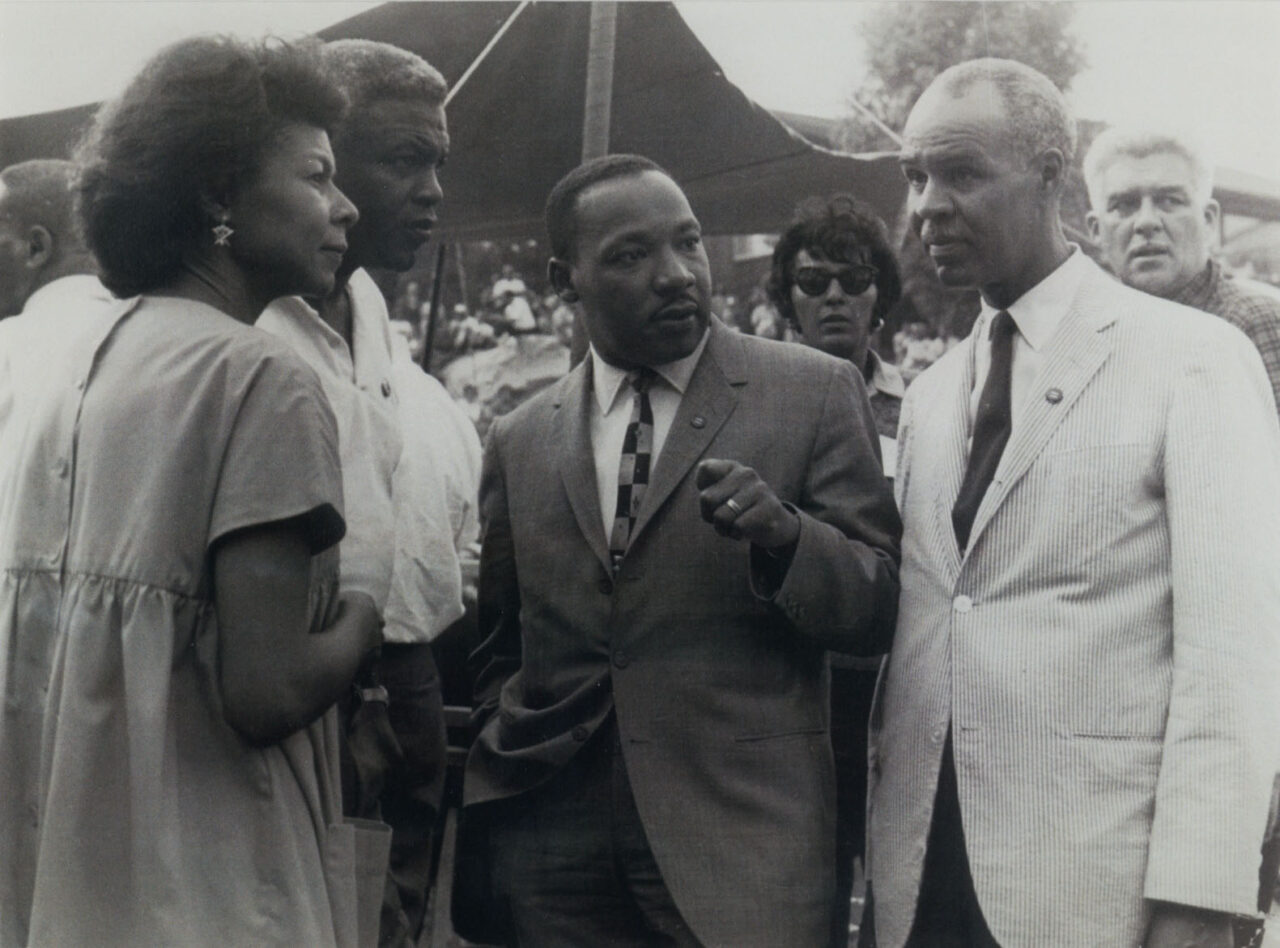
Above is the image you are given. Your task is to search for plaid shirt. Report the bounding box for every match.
[1172,259,1280,416]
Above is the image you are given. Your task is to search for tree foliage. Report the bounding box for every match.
[839,2,1086,153]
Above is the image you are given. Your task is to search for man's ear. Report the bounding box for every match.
[1203,197,1221,239]
[548,257,578,302]
[1084,210,1102,243]
[25,225,54,270]
[1037,148,1067,199]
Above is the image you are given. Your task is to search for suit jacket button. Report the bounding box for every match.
[598,577,613,595]
[1045,387,1063,404]
[613,649,630,669]
[381,380,392,398]
[691,415,706,428]
[571,725,590,742]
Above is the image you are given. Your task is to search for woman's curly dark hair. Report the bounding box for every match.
[766,193,902,331]
[75,35,347,297]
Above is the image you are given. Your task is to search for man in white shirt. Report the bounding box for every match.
[257,40,477,948]
[0,160,101,320]
[0,160,114,501]
[865,58,1280,948]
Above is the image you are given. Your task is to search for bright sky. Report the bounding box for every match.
[2,1,1278,177]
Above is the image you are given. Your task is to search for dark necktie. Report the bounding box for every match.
[952,310,1017,553]
[609,369,655,571]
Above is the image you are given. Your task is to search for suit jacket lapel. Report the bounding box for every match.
[629,324,742,545]
[555,362,613,575]
[964,269,1117,552]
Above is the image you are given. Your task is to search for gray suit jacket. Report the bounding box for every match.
[868,258,1280,947]
[465,322,901,947]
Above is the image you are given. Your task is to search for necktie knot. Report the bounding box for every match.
[989,309,1016,341]
[628,367,656,395]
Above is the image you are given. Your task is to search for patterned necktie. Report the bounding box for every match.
[952,310,1017,553]
[609,368,655,571]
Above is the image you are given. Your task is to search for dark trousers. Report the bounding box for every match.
[341,642,449,948]
[486,717,702,948]
[831,663,880,947]
[859,734,1001,948]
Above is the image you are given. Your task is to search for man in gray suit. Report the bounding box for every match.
[464,154,901,947]
[864,59,1280,948]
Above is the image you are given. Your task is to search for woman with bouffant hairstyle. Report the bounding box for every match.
[0,35,385,947]
[768,193,905,947]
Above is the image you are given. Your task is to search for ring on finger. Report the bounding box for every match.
[723,497,744,517]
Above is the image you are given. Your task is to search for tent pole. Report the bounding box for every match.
[571,1,619,366]
[581,1,618,161]
[420,241,448,372]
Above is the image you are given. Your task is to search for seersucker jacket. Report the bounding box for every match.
[867,256,1280,947]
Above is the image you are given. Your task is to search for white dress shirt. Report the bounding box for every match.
[386,331,482,643]
[969,246,1091,434]
[0,274,118,514]
[258,269,402,609]
[589,331,709,543]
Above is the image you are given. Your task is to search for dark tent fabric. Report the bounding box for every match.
[0,1,905,240]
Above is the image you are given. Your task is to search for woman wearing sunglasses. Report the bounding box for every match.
[768,193,905,460]
[766,192,903,948]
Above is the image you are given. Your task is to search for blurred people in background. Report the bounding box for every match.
[0,36,383,947]
[391,278,422,326]
[747,285,783,340]
[0,159,99,319]
[491,262,537,334]
[1085,126,1280,413]
[768,192,903,947]
[892,321,950,383]
[257,38,461,948]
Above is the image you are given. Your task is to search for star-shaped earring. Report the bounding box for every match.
[212,216,233,247]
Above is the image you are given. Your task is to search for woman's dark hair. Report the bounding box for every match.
[766,193,902,330]
[75,35,347,297]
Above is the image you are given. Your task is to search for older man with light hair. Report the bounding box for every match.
[866,58,1280,948]
[1085,125,1280,412]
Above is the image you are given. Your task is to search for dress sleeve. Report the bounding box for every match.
[209,348,346,555]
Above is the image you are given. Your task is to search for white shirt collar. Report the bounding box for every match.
[978,246,1090,351]
[866,350,905,399]
[590,329,710,415]
[19,273,114,313]
[259,268,395,385]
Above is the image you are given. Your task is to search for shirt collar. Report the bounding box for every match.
[591,328,710,415]
[866,349,905,399]
[978,245,1090,350]
[1170,258,1219,311]
[261,268,393,380]
[20,273,113,313]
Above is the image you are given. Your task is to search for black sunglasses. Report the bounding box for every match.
[793,264,878,298]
